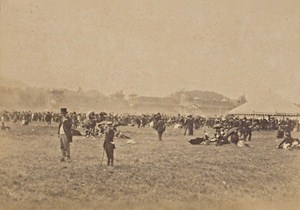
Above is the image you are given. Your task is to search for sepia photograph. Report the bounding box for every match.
[1,0,300,209]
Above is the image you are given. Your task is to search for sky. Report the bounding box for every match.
[1,0,300,102]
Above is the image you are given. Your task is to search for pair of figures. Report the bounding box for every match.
[58,108,115,166]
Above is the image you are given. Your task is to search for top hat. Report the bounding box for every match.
[60,108,68,114]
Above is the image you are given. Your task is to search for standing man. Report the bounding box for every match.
[285,118,292,137]
[136,117,141,128]
[45,112,52,125]
[243,120,252,141]
[103,122,115,166]
[154,114,166,141]
[183,115,194,135]
[58,108,73,162]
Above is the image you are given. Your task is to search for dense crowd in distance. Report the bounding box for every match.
[1,110,299,135]
[1,110,300,151]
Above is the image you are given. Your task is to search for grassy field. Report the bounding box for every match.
[0,122,300,210]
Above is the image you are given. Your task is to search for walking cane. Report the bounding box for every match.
[100,149,105,166]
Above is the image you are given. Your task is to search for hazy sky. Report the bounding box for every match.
[1,0,300,102]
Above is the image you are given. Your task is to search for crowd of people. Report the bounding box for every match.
[1,109,300,164]
[1,110,298,131]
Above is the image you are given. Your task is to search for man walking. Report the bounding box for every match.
[58,108,73,162]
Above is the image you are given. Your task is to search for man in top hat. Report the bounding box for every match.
[58,108,73,162]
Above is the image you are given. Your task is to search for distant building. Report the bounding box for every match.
[128,94,178,114]
[179,93,237,115]
[128,91,245,115]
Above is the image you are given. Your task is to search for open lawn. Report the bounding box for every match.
[0,122,300,210]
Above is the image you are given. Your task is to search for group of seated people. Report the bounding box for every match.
[190,125,300,150]
[189,126,250,147]
[277,133,300,149]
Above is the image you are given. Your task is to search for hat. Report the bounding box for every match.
[99,121,113,125]
[107,121,113,126]
[60,108,68,114]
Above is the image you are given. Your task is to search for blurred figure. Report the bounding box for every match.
[277,133,297,149]
[230,130,239,145]
[1,122,10,131]
[243,120,252,141]
[284,118,292,137]
[154,113,166,140]
[136,117,141,128]
[183,115,194,136]
[45,112,52,125]
[103,122,115,166]
[277,121,284,139]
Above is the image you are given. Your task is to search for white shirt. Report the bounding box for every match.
[59,117,68,135]
[59,125,65,135]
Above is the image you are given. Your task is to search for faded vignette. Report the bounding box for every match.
[1,0,300,210]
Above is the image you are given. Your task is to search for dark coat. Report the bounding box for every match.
[184,117,194,129]
[155,120,166,134]
[58,116,73,142]
[104,128,115,149]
